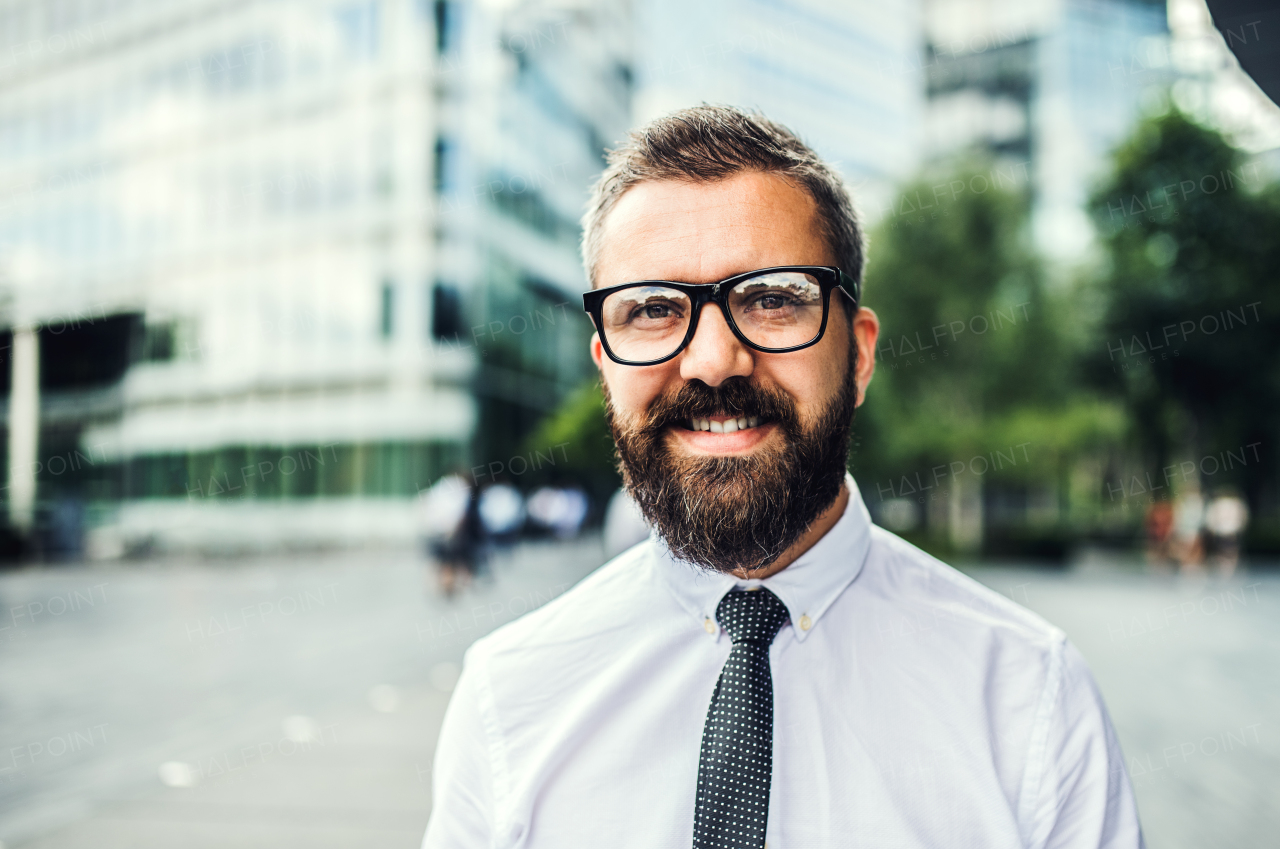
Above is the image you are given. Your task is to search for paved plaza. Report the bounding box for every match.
[1,540,1276,848]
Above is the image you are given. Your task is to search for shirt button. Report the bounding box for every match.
[704,618,715,634]
[799,614,812,631]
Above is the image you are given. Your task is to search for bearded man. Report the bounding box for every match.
[423,106,1143,849]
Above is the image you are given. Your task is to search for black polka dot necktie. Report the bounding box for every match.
[693,587,790,849]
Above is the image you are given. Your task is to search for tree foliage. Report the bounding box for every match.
[521,379,620,505]
[856,159,1118,516]
[1086,109,1280,509]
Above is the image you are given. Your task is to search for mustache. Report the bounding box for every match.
[641,377,799,435]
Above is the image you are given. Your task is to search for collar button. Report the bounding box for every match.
[799,614,812,631]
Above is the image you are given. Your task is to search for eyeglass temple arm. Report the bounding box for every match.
[837,271,861,310]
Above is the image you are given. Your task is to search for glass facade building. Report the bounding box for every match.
[922,0,1171,258]
[0,0,630,554]
[632,0,927,227]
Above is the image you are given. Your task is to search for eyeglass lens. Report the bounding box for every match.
[599,271,824,362]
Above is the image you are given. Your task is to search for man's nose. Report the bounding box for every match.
[679,303,754,387]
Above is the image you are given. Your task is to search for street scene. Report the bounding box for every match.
[2,544,1277,848]
[1,0,1278,846]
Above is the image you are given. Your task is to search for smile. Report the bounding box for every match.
[684,415,764,433]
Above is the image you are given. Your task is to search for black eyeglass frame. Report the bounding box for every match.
[582,265,861,367]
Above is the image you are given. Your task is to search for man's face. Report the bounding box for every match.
[591,171,879,573]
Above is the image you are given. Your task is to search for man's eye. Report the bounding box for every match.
[754,294,792,310]
[630,301,683,322]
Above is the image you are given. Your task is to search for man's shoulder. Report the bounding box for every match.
[864,524,1066,652]
[467,539,662,664]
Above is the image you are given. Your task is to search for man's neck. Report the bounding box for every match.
[730,481,850,581]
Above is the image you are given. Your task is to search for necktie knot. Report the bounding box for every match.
[716,587,789,646]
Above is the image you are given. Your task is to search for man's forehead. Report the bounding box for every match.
[594,172,828,288]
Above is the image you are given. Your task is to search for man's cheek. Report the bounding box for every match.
[607,368,669,411]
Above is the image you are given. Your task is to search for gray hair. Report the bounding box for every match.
[581,104,865,290]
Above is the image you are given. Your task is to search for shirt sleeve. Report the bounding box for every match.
[422,649,495,849]
[1024,639,1145,849]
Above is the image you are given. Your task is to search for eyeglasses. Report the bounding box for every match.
[582,266,860,366]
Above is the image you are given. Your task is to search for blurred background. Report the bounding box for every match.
[1,0,1278,846]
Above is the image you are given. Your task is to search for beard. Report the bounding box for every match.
[604,345,858,575]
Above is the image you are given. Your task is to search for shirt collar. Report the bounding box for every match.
[652,473,873,643]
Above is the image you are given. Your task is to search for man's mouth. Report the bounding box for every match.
[681,415,764,433]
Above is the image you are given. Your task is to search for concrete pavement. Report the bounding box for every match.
[2,542,1277,848]
[2,538,607,848]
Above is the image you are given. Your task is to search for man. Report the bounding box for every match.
[423,106,1143,848]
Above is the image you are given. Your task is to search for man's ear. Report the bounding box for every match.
[590,332,604,369]
[851,307,879,407]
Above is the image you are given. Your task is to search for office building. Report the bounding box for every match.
[632,0,927,227]
[922,0,1171,258]
[0,0,629,554]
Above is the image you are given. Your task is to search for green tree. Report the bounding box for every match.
[521,379,620,507]
[1086,109,1280,515]
[858,158,1120,553]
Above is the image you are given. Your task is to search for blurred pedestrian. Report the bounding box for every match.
[417,471,484,597]
[1172,491,1205,574]
[478,480,525,543]
[527,486,590,538]
[1144,500,1175,571]
[1204,492,1249,577]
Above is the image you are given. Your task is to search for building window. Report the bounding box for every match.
[433,136,453,194]
[380,280,395,339]
[39,313,139,389]
[140,322,176,362]
[433,0,452,53]
[123,442,464,499]
[431,282,462,340]
[334,1,380,60]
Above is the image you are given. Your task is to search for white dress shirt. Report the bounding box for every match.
[423,475,1144,849]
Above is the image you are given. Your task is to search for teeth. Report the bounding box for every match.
[688,416,761,433]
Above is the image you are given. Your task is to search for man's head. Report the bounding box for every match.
[583,105,880,576]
